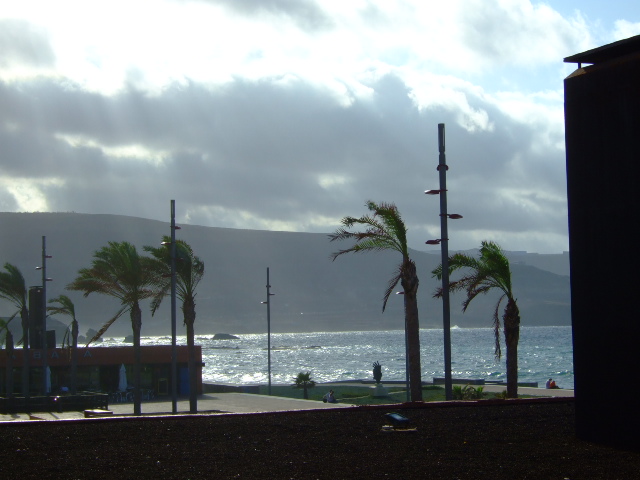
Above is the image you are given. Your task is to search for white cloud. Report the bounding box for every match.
[613,20,640,41]
[0,0,635,254]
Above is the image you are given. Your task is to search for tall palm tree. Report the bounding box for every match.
[0,263,30,399]
[1,318,14,398]
[144,237,205,413]
[67,241,157,415]
[292,371,316,399]
[432,240,521,398]
[329,200,423,402]
[47,295,79,394]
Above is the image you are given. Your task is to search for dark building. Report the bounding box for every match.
[0,345,203,398]
[564,35,640,449]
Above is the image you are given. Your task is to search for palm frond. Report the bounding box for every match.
[382,267,403,312]
[47,294,77,320]
[0,263,27,310]
[491,294,507,360]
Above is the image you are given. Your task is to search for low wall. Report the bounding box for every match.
[0,394,109,414]
[203,383,260,394]
[433,378,485,385]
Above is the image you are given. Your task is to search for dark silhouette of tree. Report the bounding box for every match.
[0,263,30,399]
[433,240,521,398]
[67,241,157,415]
[145,237,205,413]
[47,295,79,394]
[329,201,423,401]
[292,371,316,399]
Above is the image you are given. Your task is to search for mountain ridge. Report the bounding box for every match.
[0,212,571,337]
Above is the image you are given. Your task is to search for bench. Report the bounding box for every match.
[84,409,114,418]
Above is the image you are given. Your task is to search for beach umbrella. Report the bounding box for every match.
[45,366,51,393]
[118,364,128,392]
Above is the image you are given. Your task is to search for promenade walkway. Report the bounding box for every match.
[0,384,573,423]
[0,393,348,422]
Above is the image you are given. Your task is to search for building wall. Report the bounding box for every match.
[0,345,203,396]
[565,50,640,448]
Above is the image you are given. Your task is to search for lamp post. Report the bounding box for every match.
[426,123,462,401]
[395,291,411,402]
[169,200,178,413]
[162,200,180,413]
[261,268,275,395]
[36,236,52,396]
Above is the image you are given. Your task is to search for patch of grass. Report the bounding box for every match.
[256,384,447,405]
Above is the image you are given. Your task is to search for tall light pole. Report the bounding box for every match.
[36,236,52,396]
[261,268,274,395]
[170,200,178,413]
[426,123,462,401]
[162,201,180,412]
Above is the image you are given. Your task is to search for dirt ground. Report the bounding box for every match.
[1,399,639,479]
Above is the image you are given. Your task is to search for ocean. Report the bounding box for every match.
[102,325,574,389]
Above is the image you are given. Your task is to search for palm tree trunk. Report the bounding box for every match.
[402,262,423,402]
[131,303,142,415]
[5,331,14,398]
[504,298,521,399]
[71,320,78,395]
[21,306,29,401]
[183,298,197,413]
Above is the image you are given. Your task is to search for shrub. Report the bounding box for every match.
[494,389,508,399]
[452,384,486,400]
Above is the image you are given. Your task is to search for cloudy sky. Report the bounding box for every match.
[1,1,639,254]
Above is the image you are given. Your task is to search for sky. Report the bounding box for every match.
[1,1,639,254]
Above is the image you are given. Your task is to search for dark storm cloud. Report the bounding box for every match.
[0,19,55,68]
[0,68,567,251]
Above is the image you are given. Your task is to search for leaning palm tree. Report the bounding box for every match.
[1,318,14,398]
[144,237,205,413]
[47,295,79,394]
[0,263,30,399]
[292,371,316,400]
[67,241,157,415]
[432,240,521,398]
[329,200,423,402]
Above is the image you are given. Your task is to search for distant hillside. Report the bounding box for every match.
[0,212,571,337]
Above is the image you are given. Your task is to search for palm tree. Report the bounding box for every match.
[47,295,79,394]
[432,240,521,398]
[0,263,30,399]
[1,318,14,398]
[329,200,423,401]
[292,371,316,399]
[67,241,157,415]
[144,237,205,413]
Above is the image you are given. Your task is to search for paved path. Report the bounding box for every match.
[0,385,574,423]
[0,393,349,422]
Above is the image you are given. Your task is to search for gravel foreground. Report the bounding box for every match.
[1,399,639,479]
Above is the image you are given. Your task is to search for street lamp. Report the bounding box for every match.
[425,123,462,401]
[395,291,410,402]
[36,236,52,396]
[261,268,275,396]
[162,200,181,413]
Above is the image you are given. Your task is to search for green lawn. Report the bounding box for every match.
[255,384,521,404]
[257,384,450,405]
